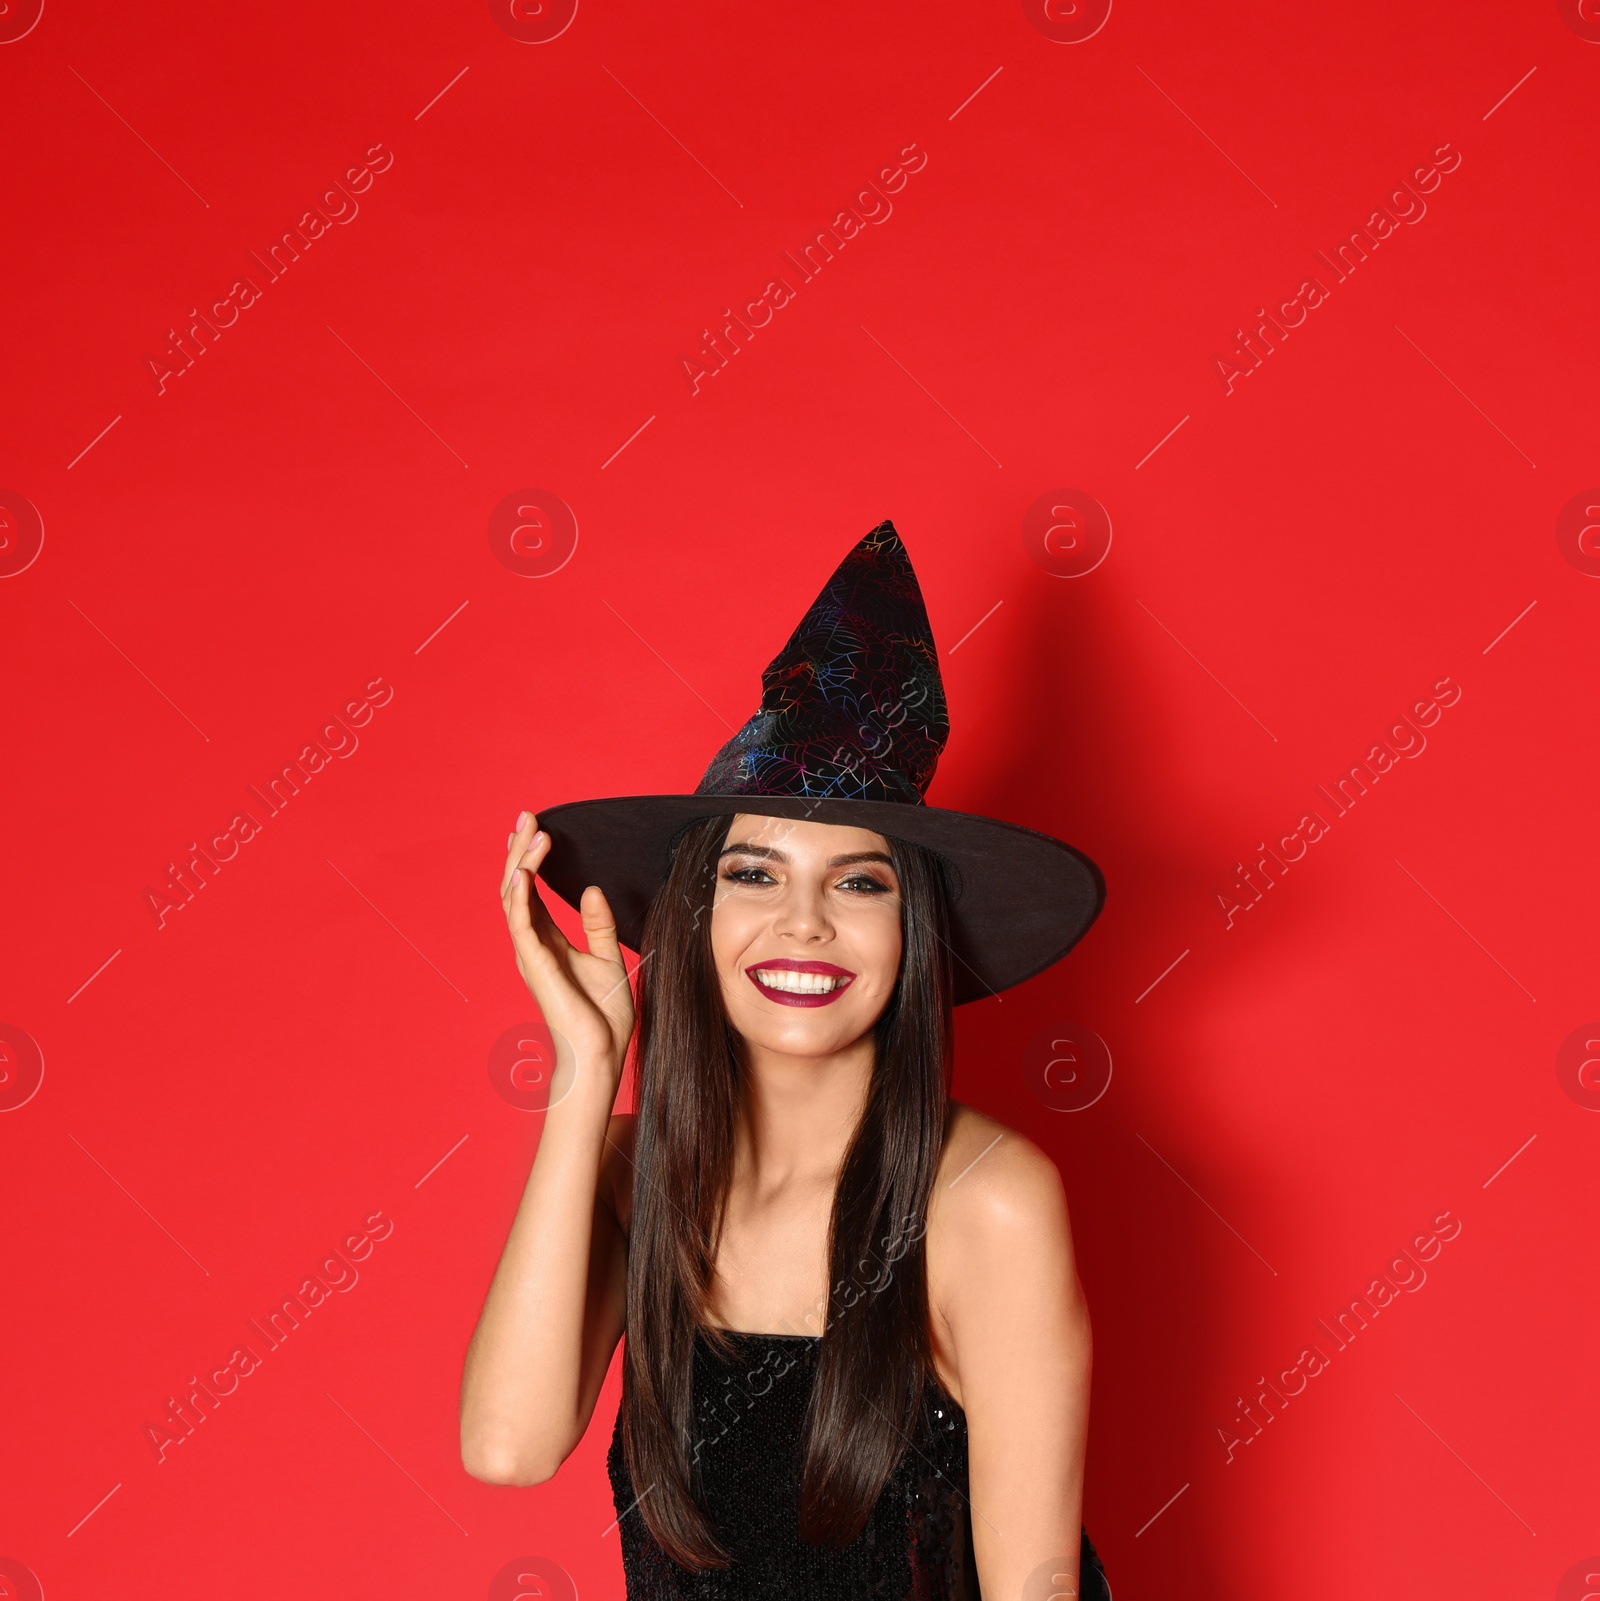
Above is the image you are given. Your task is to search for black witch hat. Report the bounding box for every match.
[535,520,1104,1003]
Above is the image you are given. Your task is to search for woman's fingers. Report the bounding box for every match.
[521,848,576,956]
[505,863,572,1004]
[579,884,623,967]
[502,823,573,961]
[500,817,631,1007]
[501,821,550,915]
[502,854,543,957]
[498,814,635,1070]
[501,810,539,898]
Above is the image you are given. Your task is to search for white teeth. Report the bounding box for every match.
[752,968,845,994]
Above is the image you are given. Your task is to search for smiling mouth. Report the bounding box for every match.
[746,962,856,1007]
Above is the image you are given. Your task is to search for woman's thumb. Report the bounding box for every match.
[579,884,622,962]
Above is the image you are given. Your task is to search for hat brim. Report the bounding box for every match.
[534,794,1105,1006]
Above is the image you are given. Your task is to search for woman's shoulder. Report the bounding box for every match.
[936,1101,1068,1205]
[928,1102,1073,1272]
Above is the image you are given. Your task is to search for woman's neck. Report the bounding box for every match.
[731,1034,874,1191]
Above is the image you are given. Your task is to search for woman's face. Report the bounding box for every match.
[710,813,904,1059]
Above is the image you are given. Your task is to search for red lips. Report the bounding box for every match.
[745,958,856,1008]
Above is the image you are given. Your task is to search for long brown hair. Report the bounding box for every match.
[620,811,956,1566]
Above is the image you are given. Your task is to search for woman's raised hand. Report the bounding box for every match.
[501,811,635,1092]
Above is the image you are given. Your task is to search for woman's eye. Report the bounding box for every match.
[720,866,893,894]
[839,875,892,895]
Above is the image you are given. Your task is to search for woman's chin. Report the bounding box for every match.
[732,1011,875,1061]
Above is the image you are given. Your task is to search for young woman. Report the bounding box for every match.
[460,525,1111,1599]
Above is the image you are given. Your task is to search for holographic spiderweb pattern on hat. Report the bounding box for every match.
[694,520,950,806]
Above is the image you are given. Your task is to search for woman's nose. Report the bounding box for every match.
[772,880,832,941]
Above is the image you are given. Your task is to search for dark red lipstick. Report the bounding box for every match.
[745,958,856,1008]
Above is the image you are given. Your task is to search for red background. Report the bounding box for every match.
[3,0,1597,1596]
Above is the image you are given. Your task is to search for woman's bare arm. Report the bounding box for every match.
[459,814,636,1485]
[928,1108,1093,1597]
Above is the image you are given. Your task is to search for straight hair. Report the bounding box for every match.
[620,811,956,1566]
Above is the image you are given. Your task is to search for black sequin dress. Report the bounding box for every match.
[607,1329,1112,1599]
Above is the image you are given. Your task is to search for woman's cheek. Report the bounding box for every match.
[869,920,903,987]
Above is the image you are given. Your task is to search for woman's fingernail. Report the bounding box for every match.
[532,830,546,847]
[516,810,530,831]
[507,833,514,849]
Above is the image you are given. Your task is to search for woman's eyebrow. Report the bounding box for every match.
[719,842,786,861]
[718,843,895,869]
[827,850,894,868]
